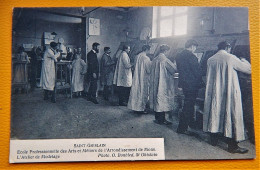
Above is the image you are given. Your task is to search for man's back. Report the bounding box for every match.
[176,49,203,91]
[113,51,132,87]
[207,50,251,75]
[207,50,230,67]
[87,50,99,77]
[150,53,176,112]
[203,49,251,141]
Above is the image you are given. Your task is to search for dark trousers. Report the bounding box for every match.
[44,89,55,101]
[177,89,198,132]
[88,79,98,98]
[155,112,165,123]
[117,86,130,104]
[103,85,111,99]
[44,90,49,100]
[30,64,37,90]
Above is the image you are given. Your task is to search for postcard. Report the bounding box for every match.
[10,6,255,163]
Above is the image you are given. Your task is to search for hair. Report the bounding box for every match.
[50,42,58,48]
[217,41,231,51]
[185,39,198,48]
[18,46,25,53]
[104,47,110,52]
[160,44,170,53]
[142,45,151,52]
[67,47,72,53]
[122,45,130,51]
[92,42,100,49]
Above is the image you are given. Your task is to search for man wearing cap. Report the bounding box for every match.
[203,41,251,153]
[176,39,204,134]
[40,42,60,103]
[86,42,100,104]
[100,47,116,101]
[150,44,177,125]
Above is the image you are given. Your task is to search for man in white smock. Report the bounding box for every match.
[128,45,151,114]
[40,42,60,103]
[203,41,251,154]
[150,44,177,125]
[113,45,133,106]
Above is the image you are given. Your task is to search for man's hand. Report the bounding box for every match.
[178,88,183,91]
[93,73,97,79]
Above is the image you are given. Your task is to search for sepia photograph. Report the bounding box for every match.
[10,6,255,162]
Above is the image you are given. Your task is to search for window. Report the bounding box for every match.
[152,6,188,38]
[160,19,173,37]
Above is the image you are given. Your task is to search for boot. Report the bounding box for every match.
[227,139,248,154]
[90,96,99,104]
[51,91,56,103]
[210,133,219,146]
[44,90,49,100]
[228,146,248,154]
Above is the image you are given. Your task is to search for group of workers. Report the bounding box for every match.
[39,38,251,154]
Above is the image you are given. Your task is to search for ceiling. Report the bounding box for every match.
[35,7,138,18]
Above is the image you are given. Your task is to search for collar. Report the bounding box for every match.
[159,52,166,57]
[155,53,166,59]
[184,49,194,54]
[218,50,227,54]
[92,49,96,54]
